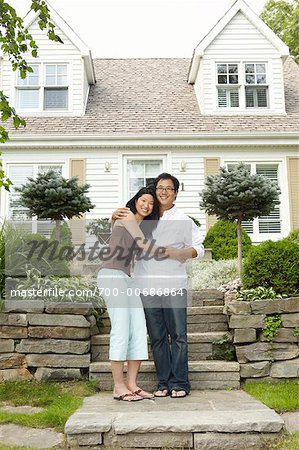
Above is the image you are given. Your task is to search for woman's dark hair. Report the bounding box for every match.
[154,172,180,192]
[126,186,160,237]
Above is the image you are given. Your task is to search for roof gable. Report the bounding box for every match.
[22,2,96,84]
[188,0,289,83]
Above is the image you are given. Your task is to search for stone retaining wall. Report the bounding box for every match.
[0,300,96,381]
[225,297,299,381]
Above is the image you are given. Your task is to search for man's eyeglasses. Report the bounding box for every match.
[156,186,175,192]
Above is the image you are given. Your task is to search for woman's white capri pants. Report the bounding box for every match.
[97,268,148,361]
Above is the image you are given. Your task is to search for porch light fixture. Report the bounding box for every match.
[180,160,187,172]
[104,161,111,172]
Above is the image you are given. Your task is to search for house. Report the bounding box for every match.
[1,0,298,246]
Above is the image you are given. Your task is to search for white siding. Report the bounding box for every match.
[1,145,296,244]
[2,19,86,115]
[195,11,286,114]
[171,152,206,231]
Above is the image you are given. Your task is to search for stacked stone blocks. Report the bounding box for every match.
[226,297,299,380]
[0,300,95,381]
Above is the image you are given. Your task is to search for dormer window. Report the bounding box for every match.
[16,63,69,111]
[216,62,269,110]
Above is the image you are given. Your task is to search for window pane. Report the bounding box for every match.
[246,74,255,84]
[242,221,253,234]
[257,74,266,84]
[228,64,238,73]
[57,65,67,75]
[38,165,62,175]
[245,88,255,107]
[17,65,39,86]
[46,75,56,85]
[256,64,266,73]
[256,164,278,181]
[217,64,227,74]
[246,87,268,108]
[218,75,227,84]
[145,163,160,177]
[229,75,238,84]
[218,89,227,107]
[230,91,239,107]
[46,65,56,75]
[129,178,143,192]
[128,161,144,177]
[17,89,39,109]
[257,88,268,107]
[44,88,68,109]
[57,75,67,85]
[8,165,34,221]
[245,64,254,73]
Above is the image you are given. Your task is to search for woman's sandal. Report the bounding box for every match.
[154,389,170,397]
[133,389,155,399]
[113,393,143,402]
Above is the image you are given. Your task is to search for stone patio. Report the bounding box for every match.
[65,390,284,449]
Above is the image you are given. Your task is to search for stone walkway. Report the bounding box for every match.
[65,390,284,449]
[0,423,64,449]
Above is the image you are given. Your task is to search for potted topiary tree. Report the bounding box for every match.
[16,170,95,242]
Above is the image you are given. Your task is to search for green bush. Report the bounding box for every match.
[203,220,252,260]
[285,228,299,245]
[243,239,299,296]
[5,225,71,282]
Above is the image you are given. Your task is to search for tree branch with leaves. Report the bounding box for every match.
[0,0,63,190]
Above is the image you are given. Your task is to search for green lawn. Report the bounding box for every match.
[0,380,98,433]
[244,380,299,413]
[245,380,299,449]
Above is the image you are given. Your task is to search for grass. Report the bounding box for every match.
[244,380,299,413]
[244,380,299,450]
[267,431,299,450]
[0,380,98,433]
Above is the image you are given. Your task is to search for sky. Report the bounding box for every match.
[10,0,268,58]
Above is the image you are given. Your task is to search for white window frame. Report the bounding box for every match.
[123,155,167,203]
[224,160,286,242]
[6,163,66,236]
[15,62,69,113]
[215,61,270,112]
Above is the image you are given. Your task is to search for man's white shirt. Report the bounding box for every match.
[133,205,204,293]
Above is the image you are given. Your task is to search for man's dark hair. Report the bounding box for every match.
[154,173,180,192]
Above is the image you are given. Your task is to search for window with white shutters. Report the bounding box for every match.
[256,164,281,233]
[216,62,268,110]
[226,162,281,236]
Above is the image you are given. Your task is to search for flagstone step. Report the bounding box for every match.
[190,289,224,307]
[89,360,240,391]
[65,390,283,449]
[91,331,232,362]
[99,305,228,334]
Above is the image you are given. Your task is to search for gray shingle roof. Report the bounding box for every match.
[6,57,299,137]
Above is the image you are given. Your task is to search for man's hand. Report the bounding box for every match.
[112,207,131,221]
[166,247,193,263]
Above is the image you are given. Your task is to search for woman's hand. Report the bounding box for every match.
[112,207,131,221]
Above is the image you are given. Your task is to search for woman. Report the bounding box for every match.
[97,186,161,402]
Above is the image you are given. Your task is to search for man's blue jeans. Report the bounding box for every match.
[141,290,190,394]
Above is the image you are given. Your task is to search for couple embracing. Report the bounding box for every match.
[97,173,204,401]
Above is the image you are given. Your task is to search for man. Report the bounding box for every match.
[113,173,204,398]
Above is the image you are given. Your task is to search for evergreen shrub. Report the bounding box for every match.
[243,239,299,296]
[203,220,252,260]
